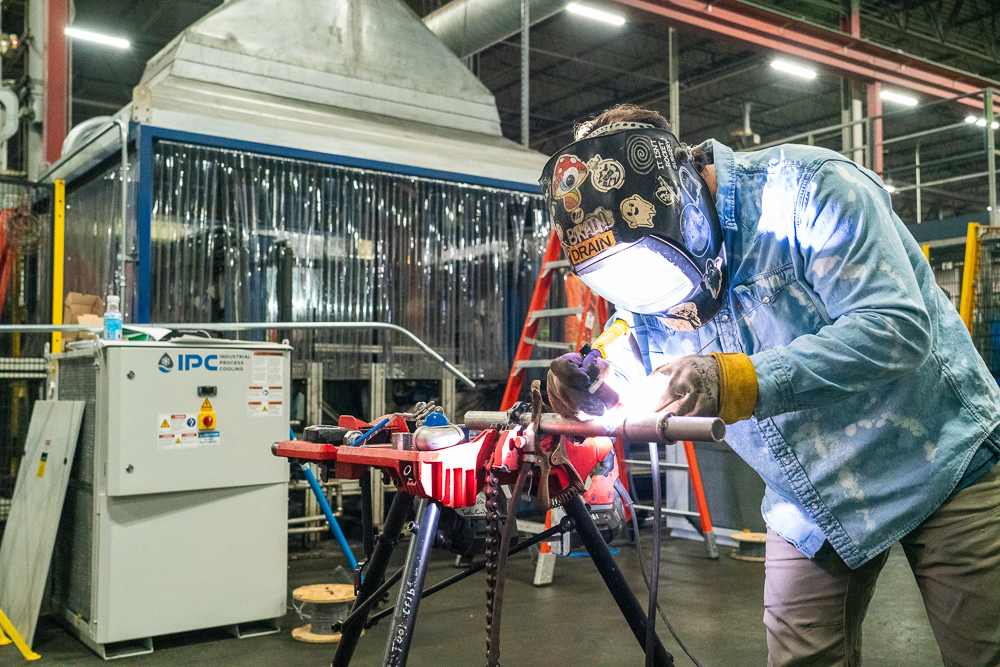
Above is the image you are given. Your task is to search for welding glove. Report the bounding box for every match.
[547,349,620,419]
[636,353,757,425]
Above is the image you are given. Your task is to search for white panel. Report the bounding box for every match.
[103,342,290,496]
[95,482,287,643]
[0,400,85,646]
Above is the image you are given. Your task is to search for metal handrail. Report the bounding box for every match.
[0,321,476,388]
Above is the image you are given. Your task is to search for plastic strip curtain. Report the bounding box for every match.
[150,141,549,380]
[63,156,139,320]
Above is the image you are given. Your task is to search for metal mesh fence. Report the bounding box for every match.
[972,230,1000,379]
[0,177,55,517]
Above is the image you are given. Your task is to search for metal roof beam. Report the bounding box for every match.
[611,0,1000,108]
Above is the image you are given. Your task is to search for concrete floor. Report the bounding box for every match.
[31,533,943,667]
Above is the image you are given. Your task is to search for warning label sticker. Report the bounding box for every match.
[252,351,284,384]
[248,385,283,417]
[157,413,219,449]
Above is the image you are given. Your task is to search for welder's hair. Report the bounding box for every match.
[575,104,711,174]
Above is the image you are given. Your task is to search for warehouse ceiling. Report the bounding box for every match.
[49,0,1000,222]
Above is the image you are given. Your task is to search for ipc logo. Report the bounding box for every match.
[158,353,173,373]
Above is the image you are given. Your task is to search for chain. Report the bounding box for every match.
[484,469,501,660]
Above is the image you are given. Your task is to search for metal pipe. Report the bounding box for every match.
[463,411,725,444]
[915,143,921,225]
[891,170,992,193]
[115,118,129,308]
[0,321,476,389]
[422,0,566,59]
[520,0,529,148]
[300,463,358,569]
[668,27,679,136]
[287,514,341,525]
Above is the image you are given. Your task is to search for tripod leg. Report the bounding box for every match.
[382,499,441,667]
[333,491,414,667]
[563,495,674,667]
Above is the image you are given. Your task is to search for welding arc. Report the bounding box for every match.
[617,479,706,667]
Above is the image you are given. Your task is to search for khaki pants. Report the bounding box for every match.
[764,464,1000,667]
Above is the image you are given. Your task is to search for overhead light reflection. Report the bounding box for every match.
[565,3,626,26]
[880,90,918,106]
[770,59,817,80]
[65,26,130,49]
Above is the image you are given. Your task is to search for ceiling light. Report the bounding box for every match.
[994,122,1000,130]
[65,27,130,49]
[565,3,626,25]
[976,118,987,127]
[884,184,896,193]
[966,116,979,123]
[880,90,917,106]
[770,59,816,80]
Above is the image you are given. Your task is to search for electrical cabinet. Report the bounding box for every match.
[51,340,290,659]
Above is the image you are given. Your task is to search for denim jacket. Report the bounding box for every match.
[603,140,1000,568]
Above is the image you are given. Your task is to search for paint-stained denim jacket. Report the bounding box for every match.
[603,140,1000,568]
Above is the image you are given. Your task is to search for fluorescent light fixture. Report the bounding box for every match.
[65,27,130,49]
[966,115,979,123]
[770,59,816,80]
[977,118,987,127]
[884,184,896,193]
[880,90,917,106]
[566,3,626,25]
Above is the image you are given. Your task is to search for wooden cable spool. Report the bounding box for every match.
[730,531,766,562]
[291,584,359,643]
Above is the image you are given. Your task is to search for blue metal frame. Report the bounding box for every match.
[73,122,544,323]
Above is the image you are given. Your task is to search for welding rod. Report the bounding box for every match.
[462,411,725,444]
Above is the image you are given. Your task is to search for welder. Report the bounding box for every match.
[542,104,1000,667]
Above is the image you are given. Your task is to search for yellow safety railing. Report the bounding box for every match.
[51,179,65,354]
[959,223,981,333]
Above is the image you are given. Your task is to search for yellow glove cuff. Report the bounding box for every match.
[710,352,758,425]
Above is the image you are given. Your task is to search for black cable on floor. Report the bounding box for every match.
[647,442,661,667]
[616,478,706,667]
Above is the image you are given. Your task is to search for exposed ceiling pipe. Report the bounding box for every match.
[423,0,567,59]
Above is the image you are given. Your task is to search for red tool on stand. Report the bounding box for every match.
[273,392,725,667]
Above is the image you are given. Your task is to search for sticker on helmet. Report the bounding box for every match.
[681,204,711,257]
[552,155,590,215]
[679,168,702,203]
[655,175,681,208]
[564,207,615,246]
[568,231,616,264]
[587,154,625,192]
[663,302,702,332]
[621,195,656,228]
[702,257,724,299]
[626,135,656,174]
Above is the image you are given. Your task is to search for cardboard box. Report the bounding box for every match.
[63,293,104,342]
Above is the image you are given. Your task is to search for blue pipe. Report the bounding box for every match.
[291,428,358,569]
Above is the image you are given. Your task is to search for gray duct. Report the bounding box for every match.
[423,0,567,59]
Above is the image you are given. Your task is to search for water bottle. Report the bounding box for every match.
[104,295,123,341]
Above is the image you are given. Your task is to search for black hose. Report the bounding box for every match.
[646,442,661,667]
[616,478,706,667]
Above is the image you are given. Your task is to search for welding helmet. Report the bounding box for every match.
[540,123,727,331]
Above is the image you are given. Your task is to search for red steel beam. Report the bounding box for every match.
[44,0,69,164]
[611,0,997,109]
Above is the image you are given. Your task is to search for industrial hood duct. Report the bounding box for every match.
[424,0,567,59]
